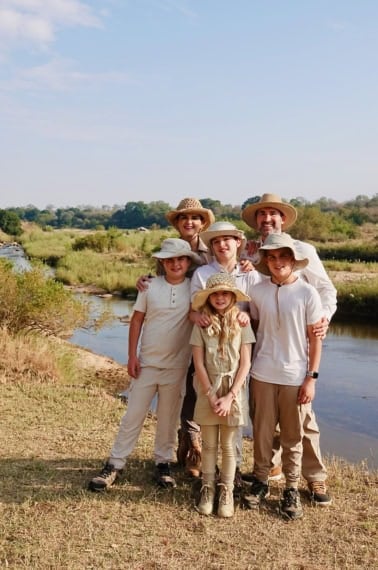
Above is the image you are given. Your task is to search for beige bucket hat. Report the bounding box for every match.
[255,233,309,275]
[192,272,250,311]
[241,193,297,231]
[165,198,215,231]
[200,221,247,254]
[152,238,202,264]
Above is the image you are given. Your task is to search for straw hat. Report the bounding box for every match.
[200,221,247,254]
[165,198,215,231]
[192,272,250,311]
[255,233,309,275]
[152,238,202,264]
[241,194,297,230]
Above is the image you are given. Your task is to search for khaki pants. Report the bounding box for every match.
[201,424,238,488]
[109,366,187,469]
[252,379,310,487]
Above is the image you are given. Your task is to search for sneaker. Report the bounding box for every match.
[308,481,332,506]
[279,487,303,520]
[268,465,284,481]
[242,477,269,509]
[154,463,176,488]
[217,483,234,518]
[197,483,216,516]
[88,462,122,492]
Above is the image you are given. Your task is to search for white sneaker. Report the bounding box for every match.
[197,483,215,516]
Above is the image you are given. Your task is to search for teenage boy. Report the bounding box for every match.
[88,238,200,492]
[241,194,336,505]
[244,233,324,520]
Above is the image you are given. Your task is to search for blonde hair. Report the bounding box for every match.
[201,294,241,358]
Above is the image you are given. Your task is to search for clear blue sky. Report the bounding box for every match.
[1,1,377,209]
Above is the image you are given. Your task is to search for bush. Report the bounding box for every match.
[0,260,89,336]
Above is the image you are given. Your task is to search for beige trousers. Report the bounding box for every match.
[201,424,238,488]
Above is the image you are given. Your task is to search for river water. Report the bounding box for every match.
[70,295,378,470]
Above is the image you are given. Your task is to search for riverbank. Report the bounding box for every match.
[1,334,377,569]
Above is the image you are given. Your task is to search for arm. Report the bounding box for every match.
[188,306,212,328]
[136,274,154,292]
[214,343,252,416]
[297,325,322,405]
[127,310,145,378]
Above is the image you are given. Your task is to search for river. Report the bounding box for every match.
[70,295,378,470]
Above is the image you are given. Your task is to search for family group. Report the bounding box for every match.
[88,194,337,521]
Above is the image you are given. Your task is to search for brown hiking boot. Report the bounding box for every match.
[185,433,202,478]
[176,429,190,466]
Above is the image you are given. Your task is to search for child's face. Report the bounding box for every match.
[208,290,234,313]
[210,235,240,262]
[161,256,191,281]
[176,213,204,242]
[265,247,294,279]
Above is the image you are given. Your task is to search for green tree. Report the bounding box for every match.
[0,210,22,236]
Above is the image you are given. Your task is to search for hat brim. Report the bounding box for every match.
[192,284,250,311]
[255,249,309,276]
[200,229,247,255]
[242,201,297,231]
[165,208,215,231]
[152,249,201,263]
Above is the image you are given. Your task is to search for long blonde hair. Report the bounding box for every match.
[201,295,241,358]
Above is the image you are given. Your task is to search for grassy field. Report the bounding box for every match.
[1,331,377,570]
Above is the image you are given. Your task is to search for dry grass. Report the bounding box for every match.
[0,336,377,570]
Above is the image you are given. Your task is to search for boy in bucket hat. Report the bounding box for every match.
[243,233,325,520]
[88,239,200,492]
[241,194,336,505]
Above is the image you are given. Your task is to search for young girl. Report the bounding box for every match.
[190,273,255,517]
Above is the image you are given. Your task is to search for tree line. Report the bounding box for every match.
[2,194,377,241]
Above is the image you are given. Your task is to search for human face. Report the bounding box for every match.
[160,256,191,284]
[210,235,240,263]
[208,290,234,314]
[255,208,285,238]
[176,213,205,242]
[265,247,294,281]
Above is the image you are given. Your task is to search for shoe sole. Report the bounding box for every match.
[311,497,332,507]
[268,472,284,482]
[279,508,304,520]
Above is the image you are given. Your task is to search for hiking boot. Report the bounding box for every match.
[242,477,269,509]
[185,433,202,478]
[308,481,332,506]
[279,487,303,520]
[88,462,122,492]
[268,465,284,481]
[154,463,176,489]
[176,429,190,466]
[197,482,216,516]
[217,483,234,518]
[233,466,244,495]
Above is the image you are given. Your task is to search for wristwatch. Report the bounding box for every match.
[306,371,319,379]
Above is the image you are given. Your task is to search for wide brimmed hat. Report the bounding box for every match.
[166,198,215,231]
[152,238,202,264]
[255,233,309,275]
[192,272,250,311]
[241,193,297,231]
[200,221,247,254]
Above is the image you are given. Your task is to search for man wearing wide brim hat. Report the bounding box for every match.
[166,198,215,232]
[241,194,336,506]
[241,193,297,232]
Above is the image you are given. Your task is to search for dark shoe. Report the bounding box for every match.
[308,481,332,506]
[176,429,190,466]
[279,487,303,520]
[154,463,176,488]
[88,462,122,492]
[242,477,269,509]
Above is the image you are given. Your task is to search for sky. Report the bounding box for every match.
[0,0,377,210]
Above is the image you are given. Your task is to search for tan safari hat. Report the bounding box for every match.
[166,198,215,231]
[255,233,309,275]
[200,221,247,255]
[192,272,250,311]
[241,193,297,231]
[152,238,202,264]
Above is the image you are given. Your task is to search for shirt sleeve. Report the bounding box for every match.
[295,240,337,321]
[241,324,256,344]
[305,286,324,326]
[133,289,148,314]
[190,324,205,346]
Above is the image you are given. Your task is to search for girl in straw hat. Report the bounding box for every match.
[190,273,255,518]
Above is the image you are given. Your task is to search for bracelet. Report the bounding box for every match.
[230,388,237,400]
